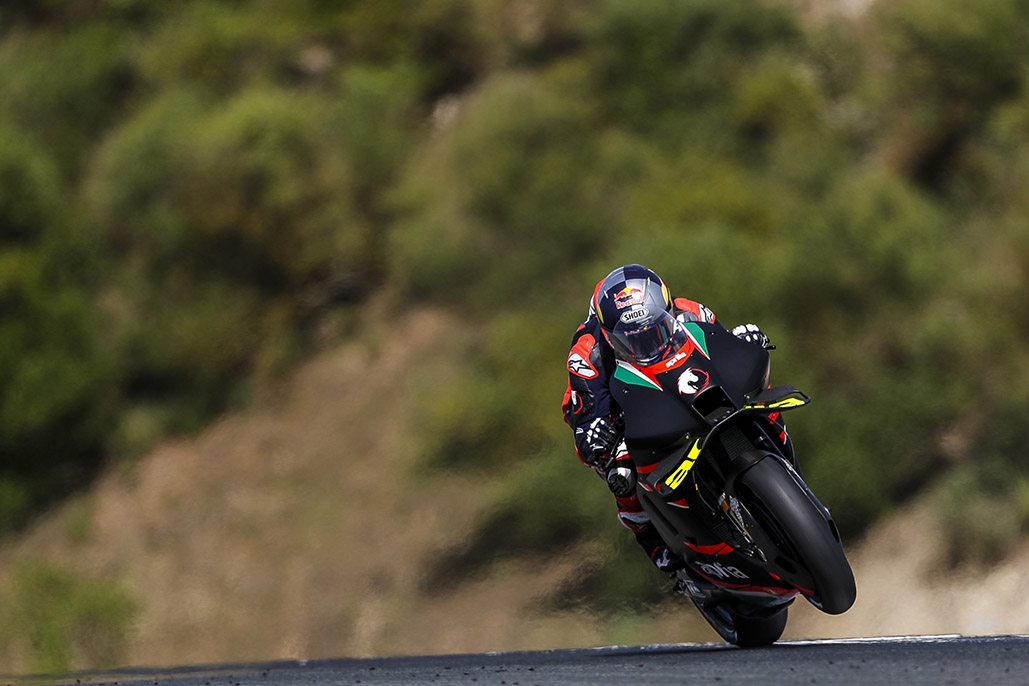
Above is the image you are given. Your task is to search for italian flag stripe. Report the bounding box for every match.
[614,361,662,390]
[684,322,710,359]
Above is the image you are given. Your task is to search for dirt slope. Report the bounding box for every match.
[0,308,633,668]
[1,306,1025,673]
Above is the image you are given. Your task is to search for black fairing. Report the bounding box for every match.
[612,323,769,461]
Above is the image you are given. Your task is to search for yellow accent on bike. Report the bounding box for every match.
[744,396,809,411]
[665,439,702,490]
[768,397,807,409]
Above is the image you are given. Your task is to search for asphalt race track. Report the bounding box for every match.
[14,635,1029,686]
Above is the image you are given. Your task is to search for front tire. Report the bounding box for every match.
[735,456,856,615]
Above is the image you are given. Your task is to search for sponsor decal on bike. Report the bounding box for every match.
[665,438,702,489]
[695,561,750,581]
[662,353,687,370]
[677,368,709,395]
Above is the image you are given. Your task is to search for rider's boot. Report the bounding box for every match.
[671,566,723,603]
[671,568,742,643]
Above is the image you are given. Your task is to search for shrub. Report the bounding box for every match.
[0,560,139,674]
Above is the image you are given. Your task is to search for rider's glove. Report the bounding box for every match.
[606,465,636,497]
[732,323,774,350]
[578,415,623,468]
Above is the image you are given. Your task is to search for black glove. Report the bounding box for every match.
[578,415,623,468]
[732,323,774,350]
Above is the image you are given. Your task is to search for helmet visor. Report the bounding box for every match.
[606,310,686,366]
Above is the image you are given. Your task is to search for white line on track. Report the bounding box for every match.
[574,633,1029,654]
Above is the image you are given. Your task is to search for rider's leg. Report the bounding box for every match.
[614,492,684,573]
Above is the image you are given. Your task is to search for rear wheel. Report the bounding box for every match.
[691,598,789,648]
[735,456,856,615]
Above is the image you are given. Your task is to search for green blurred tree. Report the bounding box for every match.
[0,128,117,531]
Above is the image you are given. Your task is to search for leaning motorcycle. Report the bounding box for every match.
[609,321,856,647]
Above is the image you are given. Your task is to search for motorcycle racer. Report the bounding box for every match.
[561,264,783,579]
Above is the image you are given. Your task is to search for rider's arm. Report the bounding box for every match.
[562,317,621,468]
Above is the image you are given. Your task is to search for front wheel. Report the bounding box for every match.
[735,456,856,615]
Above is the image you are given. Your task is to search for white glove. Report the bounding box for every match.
[732,323,773,349]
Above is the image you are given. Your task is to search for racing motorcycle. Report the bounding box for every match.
[608,321,856,647]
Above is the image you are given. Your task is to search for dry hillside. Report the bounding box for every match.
[2,305,1027,673]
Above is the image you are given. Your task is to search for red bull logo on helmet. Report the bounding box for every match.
[613,287,645,309]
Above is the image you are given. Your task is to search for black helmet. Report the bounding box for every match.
[593,264,686,366]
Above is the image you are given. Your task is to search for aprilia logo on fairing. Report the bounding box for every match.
[664,351,688,369]
[696,561,749,580]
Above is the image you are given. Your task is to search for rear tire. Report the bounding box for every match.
[691,598,789,648]
[735,456,856,615]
